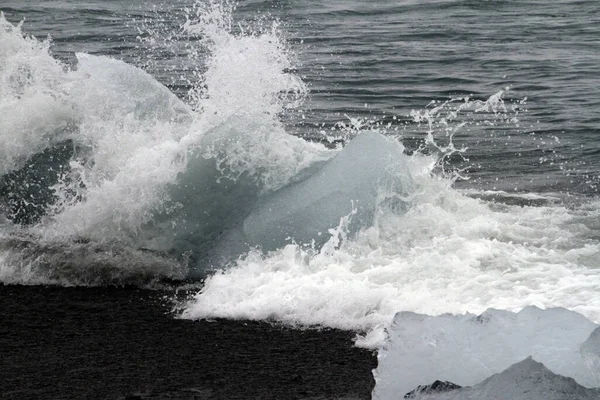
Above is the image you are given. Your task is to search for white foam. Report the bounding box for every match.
[0,13,76,176]
[0,5,331,242]
[182,170,600,347]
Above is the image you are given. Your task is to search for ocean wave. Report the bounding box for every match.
[1,4,600,356]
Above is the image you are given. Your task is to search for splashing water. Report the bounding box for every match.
[0,4,332,283]
[1,3,600,353]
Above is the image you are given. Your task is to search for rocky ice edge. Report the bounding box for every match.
[372,306,600,399]
[400,357,600,400]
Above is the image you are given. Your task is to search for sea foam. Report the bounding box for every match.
[2,5,600,368]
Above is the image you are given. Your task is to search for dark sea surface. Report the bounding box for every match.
[1,0,600,399]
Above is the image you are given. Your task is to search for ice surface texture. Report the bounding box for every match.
[373,306,600,399]
[243,132,412,252]
[402,357,600,400]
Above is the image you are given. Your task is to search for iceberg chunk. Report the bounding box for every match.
[373,306,600,399]
[74,53,192,124]
[403,357,600,400]
[581,326,600,386]
[243,132,412,252]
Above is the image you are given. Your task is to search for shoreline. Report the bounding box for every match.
[0,284,377,399]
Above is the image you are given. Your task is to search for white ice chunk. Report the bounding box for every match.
[373,306,600,399]
[405,357,600,400]
[581,327,600,386]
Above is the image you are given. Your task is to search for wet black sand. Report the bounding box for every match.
[0,284,377,400]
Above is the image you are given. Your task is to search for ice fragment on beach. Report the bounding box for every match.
[401,357,600,400]
[581,326,600,386]
[372,306,600,399]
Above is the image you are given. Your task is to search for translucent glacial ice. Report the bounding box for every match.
[138,130,412,276]
[243,131,413,253]
[372,306,600,399]
[74,53,192,125]
[157,131,413,272]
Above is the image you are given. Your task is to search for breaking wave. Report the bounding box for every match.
[2,3,600,356]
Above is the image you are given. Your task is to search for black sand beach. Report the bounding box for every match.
[0,285,377,400]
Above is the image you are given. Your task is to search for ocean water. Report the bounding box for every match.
[1,0,600,395]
